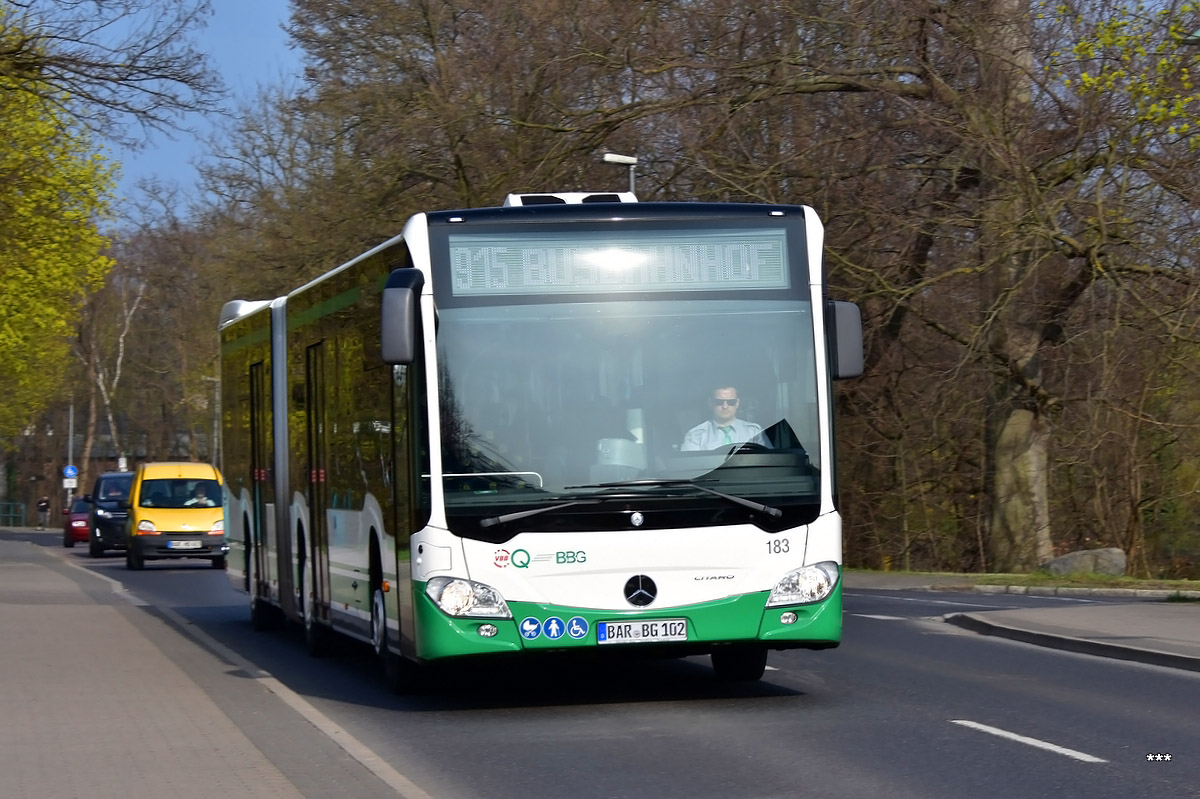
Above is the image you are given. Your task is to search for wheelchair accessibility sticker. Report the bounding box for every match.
[566,617,589,639]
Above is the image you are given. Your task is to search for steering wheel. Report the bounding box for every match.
[724,442,770,456]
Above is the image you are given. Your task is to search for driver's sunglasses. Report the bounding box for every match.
[710,398,739,407]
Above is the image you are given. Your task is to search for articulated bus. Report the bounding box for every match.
[218,191,862,690]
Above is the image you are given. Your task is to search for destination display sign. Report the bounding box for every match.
[449,228,790,296]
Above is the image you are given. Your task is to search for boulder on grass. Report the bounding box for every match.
[1042,548,1126,577]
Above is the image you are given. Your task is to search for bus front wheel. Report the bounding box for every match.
[373,587,416,694]
[711,647,768,682]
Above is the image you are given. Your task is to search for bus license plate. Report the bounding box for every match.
[596,619,687,645]
[168,540,202,549]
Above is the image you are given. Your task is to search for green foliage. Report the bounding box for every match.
[1057,2,1200,142]
[0,22,116,437]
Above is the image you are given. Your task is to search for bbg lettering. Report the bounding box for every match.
[556,551,587,564]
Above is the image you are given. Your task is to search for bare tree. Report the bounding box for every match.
[73,246,146,485]
[185,0,1200,577]
[1,0,223,144]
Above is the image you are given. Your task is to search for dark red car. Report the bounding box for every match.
[62,497,91,548]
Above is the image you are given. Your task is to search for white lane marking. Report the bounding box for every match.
[844,592,1000,608]
[159,607,436,799]
[950,719,1107,763]
[851,614,906,620]
[59,556,433,798]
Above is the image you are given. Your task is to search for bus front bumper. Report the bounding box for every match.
[413,582,842,662]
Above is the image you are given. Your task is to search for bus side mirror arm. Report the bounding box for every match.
[381,269,425,365]
[827,301,863,380]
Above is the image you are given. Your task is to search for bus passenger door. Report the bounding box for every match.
[249,361,270,597]
[305,342,331,621]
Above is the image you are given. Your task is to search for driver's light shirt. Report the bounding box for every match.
[680,419,768,451]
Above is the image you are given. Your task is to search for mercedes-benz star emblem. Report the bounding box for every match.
[624,575,657,607]
[630,511,644,527]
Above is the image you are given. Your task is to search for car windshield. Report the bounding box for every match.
[98,477,132,501]
[70,498,91,514]
[138,479,222,509]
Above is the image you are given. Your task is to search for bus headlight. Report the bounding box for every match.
[766,562,840,607]
[426,576,513,619]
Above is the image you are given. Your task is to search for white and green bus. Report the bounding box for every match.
[218,191,862,690]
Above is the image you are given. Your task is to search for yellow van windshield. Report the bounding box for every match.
[138,479,222,509]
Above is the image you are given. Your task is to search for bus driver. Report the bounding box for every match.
[680,385,769,451]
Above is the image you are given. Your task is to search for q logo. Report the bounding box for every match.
[511,549,531,569]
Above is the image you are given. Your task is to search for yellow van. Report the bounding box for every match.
[124,462,228,570]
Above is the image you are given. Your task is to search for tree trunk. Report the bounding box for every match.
[79,346,99,493]
[987,406,1053,570]
[976,0,1051,571]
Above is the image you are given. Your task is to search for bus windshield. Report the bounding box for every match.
[436,298,821,533]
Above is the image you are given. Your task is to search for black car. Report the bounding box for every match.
[88,471,134,557]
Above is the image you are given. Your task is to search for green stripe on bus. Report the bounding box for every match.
[219,324,270,356]
[412,582,841,661]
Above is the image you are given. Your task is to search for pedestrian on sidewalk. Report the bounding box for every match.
[36,495,50,530]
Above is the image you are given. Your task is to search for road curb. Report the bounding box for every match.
[943,612,1200,673]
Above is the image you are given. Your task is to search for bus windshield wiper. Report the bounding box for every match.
[479,499,602,528]
[564,479,782,519]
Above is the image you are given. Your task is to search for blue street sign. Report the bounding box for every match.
[63,465,78,478]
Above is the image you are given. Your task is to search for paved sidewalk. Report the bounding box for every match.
[943,603,1200,673]
[846,570,1200,672]
[0,535,306,799]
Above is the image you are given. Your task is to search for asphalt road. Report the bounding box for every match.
[29,535,1200,799]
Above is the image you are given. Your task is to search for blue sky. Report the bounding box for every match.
[113,0,301,200]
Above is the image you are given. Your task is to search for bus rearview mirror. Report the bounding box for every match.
[381,286,416,364]
[381,268,424,364]
[828,301,863,380]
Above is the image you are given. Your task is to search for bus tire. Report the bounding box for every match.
[304,595,331,657]
[250,596,279,632]
[711,647,767,682]
[373,586,415,694]
[383,650,418,695]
